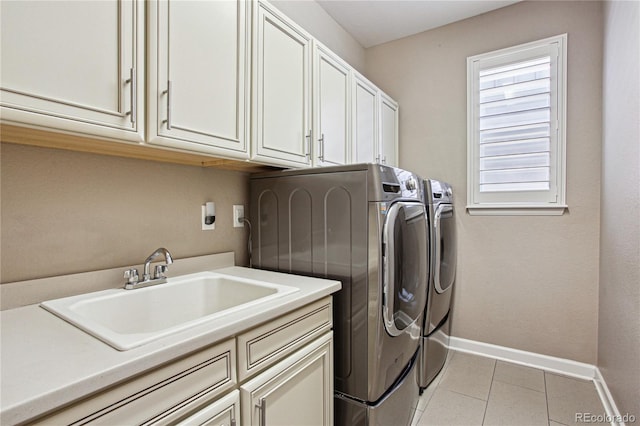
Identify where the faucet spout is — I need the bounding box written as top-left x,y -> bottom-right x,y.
143,247 -> 174,281
123,247 -> 174,290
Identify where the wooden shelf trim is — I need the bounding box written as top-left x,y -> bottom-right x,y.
0,124 -> 280,173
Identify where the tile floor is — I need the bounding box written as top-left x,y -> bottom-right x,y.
412,351 -> 608,426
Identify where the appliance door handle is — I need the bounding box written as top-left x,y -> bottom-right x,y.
383,202 -> 401,336
434,204 -> 453,293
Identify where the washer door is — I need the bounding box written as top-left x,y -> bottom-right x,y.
383,202 -> 428,336
434,203 -> 456,293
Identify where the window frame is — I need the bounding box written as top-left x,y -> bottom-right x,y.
466,34 -> 568,216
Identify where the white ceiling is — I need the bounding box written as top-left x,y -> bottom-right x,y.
316,0 -> 521,48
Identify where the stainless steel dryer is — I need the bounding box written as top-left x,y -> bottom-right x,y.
250,164 -> 429,425
419,179 -> 457,390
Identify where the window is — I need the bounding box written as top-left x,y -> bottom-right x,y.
467,34 -> 567,215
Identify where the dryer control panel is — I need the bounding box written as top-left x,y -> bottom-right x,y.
427,179 -> 453,204
373,165 -> 424,202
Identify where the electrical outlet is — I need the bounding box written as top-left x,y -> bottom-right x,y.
233,205 -> 244,228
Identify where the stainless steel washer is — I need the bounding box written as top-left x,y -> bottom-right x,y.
419,179 -> 457,390
250,164 -> 429,425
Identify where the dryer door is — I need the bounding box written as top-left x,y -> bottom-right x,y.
383,201 -> 428,336
434,203 -> 456,293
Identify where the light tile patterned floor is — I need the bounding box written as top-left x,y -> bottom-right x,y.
412,351 -> 607,426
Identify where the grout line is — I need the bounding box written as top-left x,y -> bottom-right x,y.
444,388 -> 491,403
490,363 -> 547,395
544,371 -> 551,426
480,358 -> 497,425
411,408 -> 424,426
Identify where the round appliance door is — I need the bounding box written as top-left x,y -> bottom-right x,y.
382,201 -> 429,336
434,203 -> 456,293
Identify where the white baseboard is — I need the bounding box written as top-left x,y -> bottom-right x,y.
594,367 -> 627,426
448,336 -> 596,379
448,336 -> 625,426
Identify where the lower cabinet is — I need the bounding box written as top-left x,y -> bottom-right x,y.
240,332 -> 333,426
27,298 -> 333,426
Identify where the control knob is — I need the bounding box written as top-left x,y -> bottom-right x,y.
405,178 -> 417,191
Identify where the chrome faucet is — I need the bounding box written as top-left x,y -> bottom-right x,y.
143,247 -> 173,281
124,247 -> 174,290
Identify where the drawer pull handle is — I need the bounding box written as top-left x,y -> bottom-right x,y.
318,133 -> 325,161
305,131 -> 312,159
257,398 -> 267,426
125,67 -> 136,125
163,80 -> 172,130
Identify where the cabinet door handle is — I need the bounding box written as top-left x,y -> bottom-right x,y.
257,398 -> 267,426
126,67 -> 136,125
163,80 -> 172,130
318,133 -> 325,161
305,131 -> 312,159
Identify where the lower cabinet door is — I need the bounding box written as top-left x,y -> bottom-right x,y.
176,390 -> 240,426
240,332 -> 333,426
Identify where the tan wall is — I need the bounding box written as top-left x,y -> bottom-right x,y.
599,0 -> 640,416
365,1 -> 603,363
0,143 -> 250,284
0,0 -> 360,293
270,0 -> 366,73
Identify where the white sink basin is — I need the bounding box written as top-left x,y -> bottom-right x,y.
41,271 -> 299,350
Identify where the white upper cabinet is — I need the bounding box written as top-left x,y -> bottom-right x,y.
1,0 -> 397,169
380,92 -> 399,167
251,0 -> 313,167
147,0 -> 250,158
313,43 -> 351,167
352,73 -> 379,164
0,0 -> 144,142
352,72 -> 400,167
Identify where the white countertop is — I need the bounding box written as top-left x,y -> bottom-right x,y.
0,266 -> 341,425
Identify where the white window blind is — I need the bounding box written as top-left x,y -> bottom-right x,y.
467,35 -> 567,215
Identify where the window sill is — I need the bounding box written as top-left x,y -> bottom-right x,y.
466,205 -> 568,216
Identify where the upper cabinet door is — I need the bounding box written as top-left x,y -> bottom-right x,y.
147,0 -> 250,158
0,0 -> 144,142
352,73 -> 379,164
252,1 -> 312,167
380,92 -> 399,167
313,44 -> 351,167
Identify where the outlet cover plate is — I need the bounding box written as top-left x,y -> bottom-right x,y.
233,205 -> 244,228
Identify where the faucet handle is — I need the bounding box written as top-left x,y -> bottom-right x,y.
124,268 -> 139,285
154,264 -> 169,280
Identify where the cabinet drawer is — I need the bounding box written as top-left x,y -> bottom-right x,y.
31,339 -> 236,425
176,389 -> 240,426
237,297 -> 332,381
